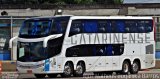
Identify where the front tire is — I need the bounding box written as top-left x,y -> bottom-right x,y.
61,62 -> 74,77
34,74 -> 46,78
130,61 -> 139,74
121,61 -> 130,74
74,62 -> 85,77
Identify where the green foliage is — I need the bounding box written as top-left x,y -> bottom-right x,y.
74,0 -> 94,4
1,0 -> 123,4
113,0 -> 123,4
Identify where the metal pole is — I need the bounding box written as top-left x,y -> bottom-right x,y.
10,16 -> 13,60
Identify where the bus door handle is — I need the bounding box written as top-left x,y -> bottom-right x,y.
89,64 -> 92,65
106,63 -> 109,64
113,63 -> 116,64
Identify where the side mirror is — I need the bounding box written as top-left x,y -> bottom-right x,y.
9,36 -> 18,48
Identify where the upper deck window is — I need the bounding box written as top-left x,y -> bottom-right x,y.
19,17 -> 70,38
19,20 -> 52,38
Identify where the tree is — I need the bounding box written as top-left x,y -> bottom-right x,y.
74,0 -> 94,4
113,0 -> 123,4
0,0 -> 124,4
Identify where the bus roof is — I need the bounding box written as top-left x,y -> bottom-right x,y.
26,15 -> 152,20
70,16 -> 152,20
26,15 -> 72,20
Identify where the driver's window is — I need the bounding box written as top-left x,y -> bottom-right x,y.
69,20 -> 82,36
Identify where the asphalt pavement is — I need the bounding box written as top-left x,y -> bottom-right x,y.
1,69 -> 160,79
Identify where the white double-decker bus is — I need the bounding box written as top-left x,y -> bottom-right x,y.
10,16 -> 155,78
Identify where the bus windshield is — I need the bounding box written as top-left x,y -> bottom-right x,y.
17,42 -> 47,62
19,17 -> 69,38
19,20 -> 52,38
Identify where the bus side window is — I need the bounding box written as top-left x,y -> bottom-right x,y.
136,20 -> 153,33
145,20 -> 153,32
106,21 -> 112,33
146,20 -> 153,32
69,20 -> 82,36
95,45 -> 105,56
111,20 -> 125,33
137,21 -> 145,33
116,20 -> 125,33
125,20 -> 137,33
51,20 -> 61,34
111,21 -> 117,33
112,44 -> 124,56
60,20 -> 68,33
98,21 -> 107,33
51,21 -> 57,34
106,45 -> 113,56
51,19 -> 68,34
83,20 -> 98,33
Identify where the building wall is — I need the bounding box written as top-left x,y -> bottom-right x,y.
0,17 -> 27,60
2,8 -> 160,16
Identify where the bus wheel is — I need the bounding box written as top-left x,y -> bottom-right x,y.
62,62 -> 73,77
121,61 -> 130,74
47,74 -> 57,78
130,61 -> 139,74
74,62 -> 85,77
34,74 -> 46,78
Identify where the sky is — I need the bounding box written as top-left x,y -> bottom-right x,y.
124,0 -> 160,3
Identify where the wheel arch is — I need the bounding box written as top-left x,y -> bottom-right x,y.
76,60 -> 86,72
133,58 -> 141,70
64,61 -> 74,70
123,59 -> 132,68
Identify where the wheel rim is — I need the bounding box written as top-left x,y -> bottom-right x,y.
64,64 -> 72,75
76,65 -> 83,74
124,64 -> 129,73
132,62 -> 139,72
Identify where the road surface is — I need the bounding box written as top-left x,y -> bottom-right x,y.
1,69 -> 160,79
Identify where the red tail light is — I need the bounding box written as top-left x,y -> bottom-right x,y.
153,18 -> 156,41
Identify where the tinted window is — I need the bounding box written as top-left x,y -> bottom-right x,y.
69,21 -> 82,36
66,44 -> 124,57
19,20 -> 52,38
137,20 -> 153,33
19,17 -> 70,38
51,18 -> 69,34
69,19 -> 153,36
111,20 -> 125,33
83,20 -> 98,33
69,20 -> 98,36
97,21 -> 112,33
98,21 -> 107,33
125,21 -> 137,33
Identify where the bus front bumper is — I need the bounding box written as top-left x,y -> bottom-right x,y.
17,66 -> 63,74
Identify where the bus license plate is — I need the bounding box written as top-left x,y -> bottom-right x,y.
27,70 -> 32,74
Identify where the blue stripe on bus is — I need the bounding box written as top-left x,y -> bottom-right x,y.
44,59 -> 50,71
